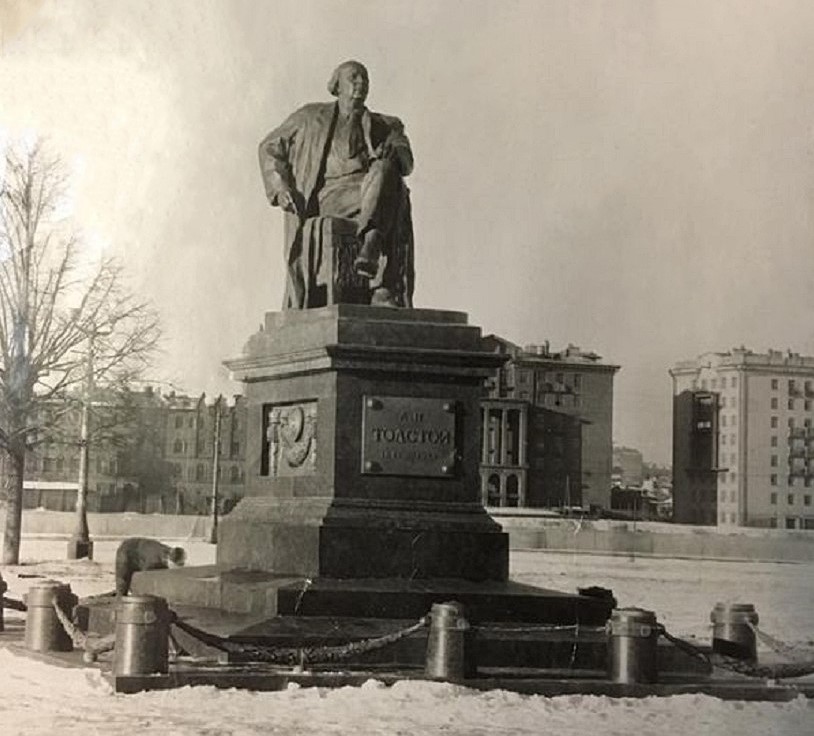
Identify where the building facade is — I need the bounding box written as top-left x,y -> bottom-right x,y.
612,446 -> 644,488
19,389 -> 247,515
480,337 -> 618,510
670,348 -> 814,530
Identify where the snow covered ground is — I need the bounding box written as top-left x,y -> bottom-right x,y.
1,538 -> 813,735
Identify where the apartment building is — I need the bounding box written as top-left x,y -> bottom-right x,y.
481,336 -> 618,510
670,348 -> 814,529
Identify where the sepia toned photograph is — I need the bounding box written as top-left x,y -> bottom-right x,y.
0,1 -> 812,733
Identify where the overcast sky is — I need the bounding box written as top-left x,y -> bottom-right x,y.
1,0 -> 813,464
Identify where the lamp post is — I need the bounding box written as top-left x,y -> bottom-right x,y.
209,395 -> 223,544
67,322 -> 109,560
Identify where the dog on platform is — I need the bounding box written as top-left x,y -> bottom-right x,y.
114,537 -> 187,596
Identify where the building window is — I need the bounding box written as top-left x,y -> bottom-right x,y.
771,398 -> 778,409
789,418 -> 796,428
788,476 -> 794,487
788,399 -> 795,410
573,374 -> 581,390
770,517 -> 777,528
806,401 -> 812,412
173,439 -> 183,454
175,415 -> 183,428
729,472 -> 736,483
771,455 -> 778,467
720,397 -> 726,408
771,436 -> 778,447
701,379 -> 707,390
729,490 -> 736,502
788,494 -> 794,505
731,377 -> 737,388
731,414 -> 737,426
804,495 -> 811,506
771,416 -> 778,428
772,379 -> 778,390
721,415 -> 727,427
719,511 -> 726,523
789,380 -> 797,393
711,379 -> 717,389
771,474 -> 778,486
770,492 -> 777,504
720,435 -> 726,446
729,513 -> 736,524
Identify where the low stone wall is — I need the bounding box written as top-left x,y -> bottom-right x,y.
0,509 -> 212,540
4,508 -> 812,562
493,513 -> 814,562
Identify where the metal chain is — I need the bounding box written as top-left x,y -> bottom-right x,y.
170,610 -> 429,666
748,622 -> 813,663
2,596 -> 27,612
659,623 -> 814,680
50,597 -> 116,658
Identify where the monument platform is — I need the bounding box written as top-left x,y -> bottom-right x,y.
128,305 -> 614,656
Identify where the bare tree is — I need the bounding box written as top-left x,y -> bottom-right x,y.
0,138 -> 161,564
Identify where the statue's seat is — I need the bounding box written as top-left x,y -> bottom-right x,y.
301,216 -> 371,307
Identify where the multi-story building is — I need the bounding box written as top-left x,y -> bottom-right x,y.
164,393 -> 247,514
20,389 -> 247,515
670,348 -> 814,530
480,336 -> 619,510
612,446 -> 644,488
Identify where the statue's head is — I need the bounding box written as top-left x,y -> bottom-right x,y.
328,60 -> 369,108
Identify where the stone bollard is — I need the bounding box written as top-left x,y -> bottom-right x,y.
710,602 -> 759,662
424,601 -> 475,682
607,607 -> 659,684
24,580 -> 76,652
113,595 -> 170,677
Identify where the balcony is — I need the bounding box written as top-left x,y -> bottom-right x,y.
789,446 -> 807,459
789,427 -> 807,440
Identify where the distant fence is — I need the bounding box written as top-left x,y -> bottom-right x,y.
493,513 -> 814,562
0,509 -> 212,540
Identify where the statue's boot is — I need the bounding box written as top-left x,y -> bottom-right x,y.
355,229 -> 383,279
370,287 -> 398,307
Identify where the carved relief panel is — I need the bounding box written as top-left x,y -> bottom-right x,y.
264,401 -> 317,477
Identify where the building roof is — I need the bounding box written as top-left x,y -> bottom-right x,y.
482,335 -> 620,371
670,347 -> 814,375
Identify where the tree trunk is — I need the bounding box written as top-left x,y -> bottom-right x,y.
2,443 -> 26,565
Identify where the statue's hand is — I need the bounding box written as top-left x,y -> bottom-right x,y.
373,142 -> 394,161
277,189 -> 299,215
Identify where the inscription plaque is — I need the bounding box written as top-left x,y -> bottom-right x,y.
361,395 -> 458,477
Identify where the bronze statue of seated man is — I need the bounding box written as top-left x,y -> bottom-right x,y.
259,60 -> 414,309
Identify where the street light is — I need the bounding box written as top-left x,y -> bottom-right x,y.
209,395 -> 223,544
67,318 -> 110,560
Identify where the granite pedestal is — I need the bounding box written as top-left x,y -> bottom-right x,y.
130,306 -> 612,648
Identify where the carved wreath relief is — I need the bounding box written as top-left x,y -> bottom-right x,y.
266,402 -> 317,476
